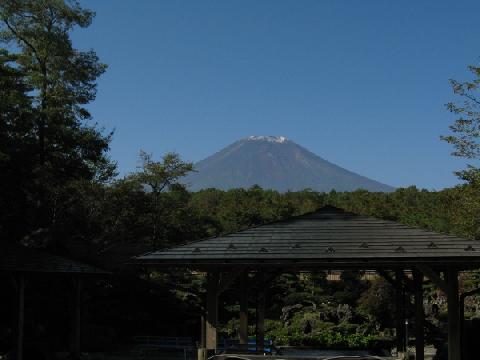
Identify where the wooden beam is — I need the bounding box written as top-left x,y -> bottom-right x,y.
239,271 -> 248,349
256,272 -> 265,354
17,274 -> 25,360
416,265 -> 447,293
446,267 -> 461,360
206,271 -> 219,352
413,269 -> 424,360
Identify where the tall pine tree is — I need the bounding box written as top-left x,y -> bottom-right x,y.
0,0 -> 114,245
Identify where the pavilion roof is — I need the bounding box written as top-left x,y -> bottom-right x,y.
135,206 -> 480,269
0,243 -> 109,274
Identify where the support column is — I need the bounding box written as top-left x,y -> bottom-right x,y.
206,271 -> 219,353
446,268 -> 461,360
256,272 -> 265,354
71,277 -> 83,358
198,315 -> 206,360
200,315 -> 206,348
413,269 -> 424,360
394,270 -> 405,355
17,274 -> 25,360
239,271 -> 249,350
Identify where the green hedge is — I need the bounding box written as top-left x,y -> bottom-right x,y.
264,319 -> 391,349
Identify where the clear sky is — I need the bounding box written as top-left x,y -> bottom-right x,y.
72,0 -> 479,190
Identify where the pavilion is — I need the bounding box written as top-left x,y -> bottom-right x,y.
0,243 -> 109,360
135,206 -> 480,360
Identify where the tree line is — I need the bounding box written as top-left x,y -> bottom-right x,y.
1,0 -> 479,262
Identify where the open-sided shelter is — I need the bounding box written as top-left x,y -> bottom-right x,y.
0,243 -> 109,360
136,206 -> 480,360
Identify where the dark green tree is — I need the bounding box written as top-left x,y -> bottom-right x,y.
127,151 -> 194,245
0,49 -> 34,240
357,278 -> 395,328
0,0 -> 114,245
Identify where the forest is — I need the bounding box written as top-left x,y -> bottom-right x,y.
1,0 -> 480,359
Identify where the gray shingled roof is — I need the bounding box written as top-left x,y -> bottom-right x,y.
135,206 -> 480,269
0,243 -> 109,274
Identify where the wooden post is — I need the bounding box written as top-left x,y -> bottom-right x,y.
206,271 -> 219,353
200,315 -> 206,348
71,277 -> 83,358
198,315 -> 206,360
460,296 -> 465,360
413,269 -> 424,360
239,271 -> 249,350
446,268 -> 461,360
394,270 -> 404,355
256,272 -> 265,354
17,274 -> 25,360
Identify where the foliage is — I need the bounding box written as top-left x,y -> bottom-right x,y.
0,0 -> 113,182
129,151 -> 194,193
126,151 -> 194,245
0,0 -> 114,248
0,49 -> 34,240
265,318 -> 379,349
357,278 -> 396,328
441,63 -> 480,183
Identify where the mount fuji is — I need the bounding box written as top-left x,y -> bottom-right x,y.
184,136 -> 394,192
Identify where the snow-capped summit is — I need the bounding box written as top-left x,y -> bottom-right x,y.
247,135 -> 288,143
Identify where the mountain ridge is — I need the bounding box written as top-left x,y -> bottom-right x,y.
184,136 -> 394,192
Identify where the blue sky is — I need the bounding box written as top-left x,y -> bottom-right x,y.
72,1 -> 479,190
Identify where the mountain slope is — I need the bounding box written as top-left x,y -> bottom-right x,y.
184,136 -> 394,192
